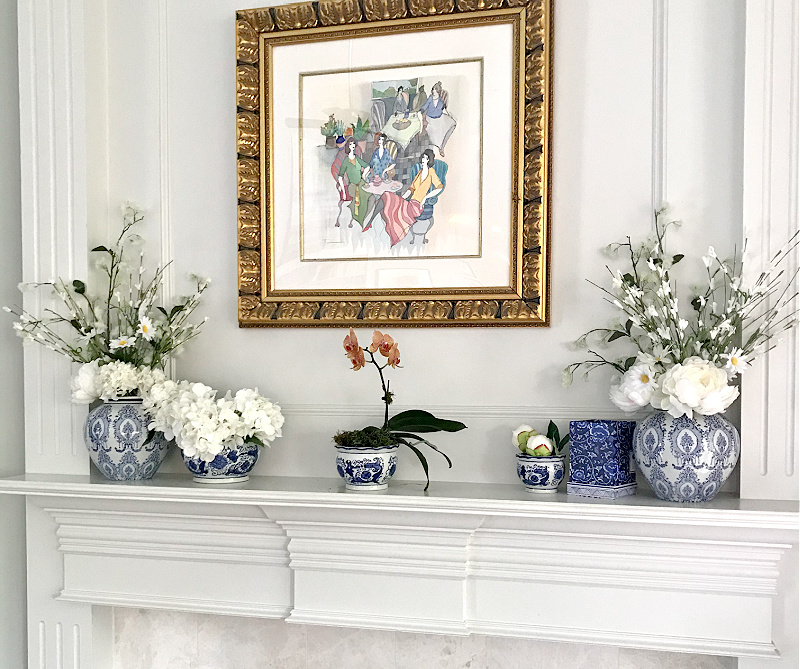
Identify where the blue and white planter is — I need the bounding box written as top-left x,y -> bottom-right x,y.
336,445 -> 398,491
84,398 -> 170,481
568,419 -> 637,499
183,441 -> 260,484
633,411 -> 740,503
516,454 -> 565,493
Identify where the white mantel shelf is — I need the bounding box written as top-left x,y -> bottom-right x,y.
2,474 -> 798,663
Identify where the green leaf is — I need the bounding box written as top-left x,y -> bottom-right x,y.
157,306 -> 168,317
622,273 -> 635,285
387,409 -> 466,434
91,245 -> 110,253
392,432 -> 453,468
608,331 -> 626,342
72,279 -> 86,294
169,304 -> 184,318
672,254 -> 684,265
247,436 -> 265,448
624,357 -> 637,370
558,434 -> 570,449
546,420 -> 559,443
69,319 -> 82,332
404,442 -> 431,491
625,320 -> 633,334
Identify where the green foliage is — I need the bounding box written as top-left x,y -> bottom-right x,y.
350,116 -> 371,141
545,420 -> 569,455
334,426 -> 400,449
320,115 -> 345,138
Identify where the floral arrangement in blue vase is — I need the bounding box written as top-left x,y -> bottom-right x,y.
513,421 -> 568,493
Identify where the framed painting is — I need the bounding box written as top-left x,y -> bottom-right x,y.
236,0 -> 551,326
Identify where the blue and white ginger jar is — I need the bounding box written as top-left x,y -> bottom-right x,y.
516,454 -> 564,493
183,441 -> 260,483
633,411 -> 740,503
84,398 -> 170,481
336,445 -> 398,491
567,420 -> 637,498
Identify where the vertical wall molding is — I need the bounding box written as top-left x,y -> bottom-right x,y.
740,0 -> 800,501
18,0 -> 89,475
651,0 -> 668,210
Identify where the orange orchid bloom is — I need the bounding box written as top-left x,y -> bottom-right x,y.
350,347 -> 366,370
343,329 -> 365,370
386,342 -> 401,368
369,330 -> 395,357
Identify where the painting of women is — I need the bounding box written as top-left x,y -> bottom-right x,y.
369,133 -> 396,180
419,81 -> 456,157
336,137 -> 372,228
374,149 -> 444,246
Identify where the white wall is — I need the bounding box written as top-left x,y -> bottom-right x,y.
0,0 -> 28,666
26,0 -> 755,665
88,0 -> 745,488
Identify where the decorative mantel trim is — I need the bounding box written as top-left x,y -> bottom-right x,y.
2,474 -> 796,664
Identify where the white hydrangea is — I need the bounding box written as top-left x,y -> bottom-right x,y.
143,381 -> 284,462
97,361 -> 140,400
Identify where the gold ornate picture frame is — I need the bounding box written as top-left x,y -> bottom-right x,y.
236,0 -> 551,327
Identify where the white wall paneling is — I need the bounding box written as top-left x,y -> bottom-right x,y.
12,0 -> 799,667
740,0 -> 800,502
1,476 -> 797,666
18,0 -> 90,475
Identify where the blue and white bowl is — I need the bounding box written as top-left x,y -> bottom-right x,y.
516,453 -> 565,493
336,445 -> 398,491
633,411 -> 740,503
183,441 -> 260,484
84,398 -> 170,481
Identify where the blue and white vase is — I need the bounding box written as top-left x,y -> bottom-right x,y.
516,454 -> 565,493
567,419 -> 637,498
633,411 -> 740,503
84,398 -> 170,481
182,441 -> 260,484
336,445 -> 398,491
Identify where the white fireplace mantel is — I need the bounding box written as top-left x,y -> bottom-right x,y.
1,473 -> 797,667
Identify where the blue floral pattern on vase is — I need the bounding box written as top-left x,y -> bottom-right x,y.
84,399 -> 170,481
336,445 -> 399,491
516,454 -> 564,493
633,411 -> 740,503
567,420 -> 637,498
183,441 -> 260,483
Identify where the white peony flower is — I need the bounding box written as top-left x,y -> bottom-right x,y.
609,364 -> 657,412
70,361 -> 102,404
523,434 -> 555,457
512,424 -> 537,451
649,357 -> 739,418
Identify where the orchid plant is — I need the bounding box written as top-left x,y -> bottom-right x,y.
4,203 -> 210,402
564,208 -> 799,419
336,329 -> 466,490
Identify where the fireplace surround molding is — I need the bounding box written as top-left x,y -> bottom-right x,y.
1,474 -> 797,668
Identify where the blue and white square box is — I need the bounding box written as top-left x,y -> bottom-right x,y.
567,420 -> 636,499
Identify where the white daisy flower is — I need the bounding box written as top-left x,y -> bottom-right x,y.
138,316 -> 155,341
723,349 -> 748,380
109,335 -> 136,350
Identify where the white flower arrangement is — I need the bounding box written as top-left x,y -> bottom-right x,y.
4,203 -> 210,401
565,209 -> 799,419
142,380 -> 284,462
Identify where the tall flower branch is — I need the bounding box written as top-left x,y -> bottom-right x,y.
565,208 -> 799,418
